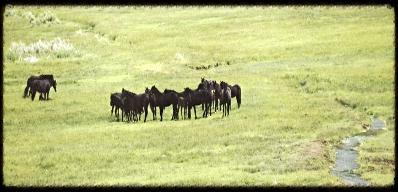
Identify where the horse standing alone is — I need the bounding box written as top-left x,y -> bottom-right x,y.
30,79 -> 57,101
24,74 -> 55,98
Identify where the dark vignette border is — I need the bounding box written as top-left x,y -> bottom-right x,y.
0,0 -> 396,192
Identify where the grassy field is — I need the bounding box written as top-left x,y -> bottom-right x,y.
3,6 -> 394,186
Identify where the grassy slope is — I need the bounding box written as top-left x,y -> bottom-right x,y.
3,6 -> 394,186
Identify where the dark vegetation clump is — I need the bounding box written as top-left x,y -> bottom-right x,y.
188,61 -> 232,71
335,97 -> 358,109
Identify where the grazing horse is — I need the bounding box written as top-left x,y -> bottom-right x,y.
24,74 -> 55,98
183,87 -> 212,119
110,92 -> 123,121
220,81 -> 232,117
149,86 -> 178,121
30,79 -> 57,101
164,89 -> 187,120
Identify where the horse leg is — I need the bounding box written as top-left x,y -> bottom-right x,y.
160,106 -> 163,121
31,90 -> 36,101
176,105 -> 179,120
144,106 -> 148,122
153,106 -> 156,120
228,101 -> 230,116
237,89 -> 241,108
194,106 -> 197,119
180,105 -> 182,120
209,101 -> 212,116
202,103 -> 206,118
188,105 -> 192,119
111,105 -> 114,116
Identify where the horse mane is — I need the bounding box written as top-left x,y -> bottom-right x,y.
39,74 -> 54,80
151,86 -> 162,95
164,89 -> 177,94
197,82 -> 206,90
122,88 -> 136,96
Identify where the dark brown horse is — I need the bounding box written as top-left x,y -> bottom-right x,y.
149,86 -> 178,121
110,92 -> 123,121
183,87 -> 212,119
30,79 -> 57,101
121,88 -> 150,122
121,88 -> 136,122
218,80 -> 241,109
24,74 -> 55,98
201,78 -> 220,112
164,89 -> 187,120
220,81 -> 232,117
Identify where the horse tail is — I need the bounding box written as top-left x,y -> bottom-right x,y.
23,78 -> 31,98
236,85 -> 241,108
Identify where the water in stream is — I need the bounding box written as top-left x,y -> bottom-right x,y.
332,118 -> 386,186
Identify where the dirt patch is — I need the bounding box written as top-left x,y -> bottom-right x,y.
304,140 -> 324,158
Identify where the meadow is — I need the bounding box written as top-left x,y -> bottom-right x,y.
3,6 -> 394,186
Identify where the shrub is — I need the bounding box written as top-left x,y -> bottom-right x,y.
8,38 -> 80,62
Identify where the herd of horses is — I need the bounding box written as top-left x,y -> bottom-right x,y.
110,78 -> 241,122
22,75 -> 242,122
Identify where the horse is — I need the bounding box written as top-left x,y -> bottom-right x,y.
164,89 -> 187,120
121,88 -> 150,122
121,88 -> 136,122
228,83 -> 241,109
149,86 -> 178,121
146,87 -> 157,120
24,74 -> 55,98
133,91 -> 150,122
219,80 -> 241,109
30,79 -> 57,101
183,87 -> 212,119
201,78 -> 219,112
212,81 -> 222,112
220,81 -> 232,117
110,92 -> 123,121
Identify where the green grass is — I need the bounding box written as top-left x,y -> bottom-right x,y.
3,6 -> 394,186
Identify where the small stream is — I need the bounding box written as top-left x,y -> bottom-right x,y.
332,118 -> 386,186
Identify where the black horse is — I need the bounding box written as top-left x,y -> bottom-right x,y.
220,81 -> 232,117
30,79 -> 57,101
228,83 -> 241,109
110,92 -> 123,121
121,88 -> 150,122
24,74 -> 55,98
183,87 -> 212,119
145,87 -> 158,120
149,86 -> 179,121
121,88 -> 136,122
218,80 -> 241,109
213,81 -> 222,112
201,78 -> 219,112
164,89 -> 187,120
